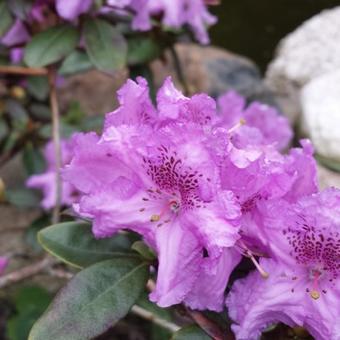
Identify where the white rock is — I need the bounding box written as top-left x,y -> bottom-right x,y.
265,7 -> 340,124
301,70 -> 340,161
266,6 -> 340,90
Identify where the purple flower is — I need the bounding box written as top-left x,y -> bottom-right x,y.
226,188 -> 340,340
27,139 -> 77,210
217,91 -> 292,150
226,257 -> 340,340
214,137 -> 318,257
55,0 -> 93,21
65,124 -> 241,309
108,0 -> 216,44
63,77 -> 245,310
0,20 -> 30,47
0,256 -> 9,276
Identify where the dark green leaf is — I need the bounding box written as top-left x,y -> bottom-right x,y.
24,25 -> 79,67
0,1 -> 13,36
6,0 -> 33,20
38,221 -> 136,268
80,116 -> 104,132
38,122 -> 78,138
59,50 -> 93,75
7,286 -> 52,340
27,76 -> 49,101
127,36 -> 161,66
83,18 -> 127,72
25,215 -> 50,253
62,101 -> 85,125
171,325 -> 211,340
22,143 -> 46,176
132,241 -> 156,261
29,258 -> 149,340
5,99 -> 29,130
29,104 -> 51,121
6,188 -> 40,208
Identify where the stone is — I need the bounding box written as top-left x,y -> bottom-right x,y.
301,70 -> 340,162
151,43 -> 276,105
265,6 -> 340,123
57,68 -> 128,116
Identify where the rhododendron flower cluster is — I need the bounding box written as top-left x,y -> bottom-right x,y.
0,0 -> 215,54
28,77 -> 340,339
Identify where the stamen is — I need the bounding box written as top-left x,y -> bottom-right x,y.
248,252 -> 269,279
237,240 -> 269,278
310,270 -> 321,300
227,118 -> 246,134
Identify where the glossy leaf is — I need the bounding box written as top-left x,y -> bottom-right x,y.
171,325 -> 211,340
27,76 -> 49,101
24,25 -> 79,67
22,143 -> 46,176
7,286 -> 51,340
38,221 -> 136,268
29,258 -> 149,340
59,50 -> 93,75
6,188 -> 41,208
83,18 -> 127,72
127,36 -> 161,65
132,241 -> 156,261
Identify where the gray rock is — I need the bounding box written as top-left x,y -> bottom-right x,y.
151,43 -> 277,106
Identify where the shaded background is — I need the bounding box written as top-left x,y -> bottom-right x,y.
210,0 -> 339,71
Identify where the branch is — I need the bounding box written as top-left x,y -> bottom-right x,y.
186,308 -> 227,340
48,68 -> 62,224
0,257 -> 54,289
0,65 -> 48,76
131,305 -> 180,333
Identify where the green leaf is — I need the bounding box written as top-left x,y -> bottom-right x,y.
25,214 -> 50,253
132,241 -> 156,261
22,143 -> 46,176
59,50 -> 93,75
0,1 -> 13,36
6,0 -> 33,20
29,104 -> 51,121
127,36 -> 161,66
5,99 -> 29,130
27,76 -> 49,101
24,25 -> 79,67
38,122 -> 78,138
38,221 -> 136,268
29,258 -> 149,340
62,101 -> 85,125
6,188 -> 40,208
83,18 -> 127,72
7,286 -> 52,340
171,325 -> 211,340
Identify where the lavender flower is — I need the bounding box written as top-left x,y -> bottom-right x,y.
226,189 -> 340,340
0,256 -> 9,276
217,91 -> 292,151
26,139 -> 77,210
108,0 -> 216,44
